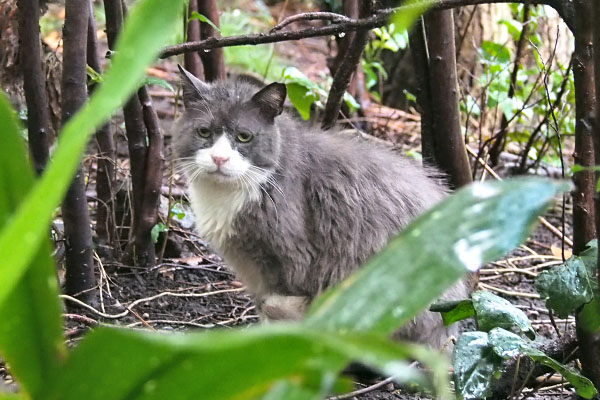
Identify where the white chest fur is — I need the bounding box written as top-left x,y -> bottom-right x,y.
188,179 -> 260,249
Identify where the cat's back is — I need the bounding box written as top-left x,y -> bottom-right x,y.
293,126 -> 447,222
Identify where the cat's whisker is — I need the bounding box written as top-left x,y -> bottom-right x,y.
247,168 -> 286,201
244,172 -> 278,222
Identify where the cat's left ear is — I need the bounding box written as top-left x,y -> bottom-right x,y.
251,83 -> 286,121
178,64 -> 210,107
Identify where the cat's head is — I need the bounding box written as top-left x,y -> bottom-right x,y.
173,65 -> 286,186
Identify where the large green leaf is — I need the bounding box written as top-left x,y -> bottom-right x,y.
472,291 -> 535,339
535,254 -> 595,318
489,328 -> 597,399
307,178 -> 569,334
0,94 -> 65,397
0,0 -> 186,308
453,331 -> 503,400
44,325 -> 448,400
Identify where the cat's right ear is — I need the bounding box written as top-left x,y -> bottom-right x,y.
178,64 -> 210,107
251,82 -> 287,122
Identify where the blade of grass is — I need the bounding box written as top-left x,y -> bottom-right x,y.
0,93 -> 65,397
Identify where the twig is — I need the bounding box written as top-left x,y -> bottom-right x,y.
271,12 -> 353,31
60,287 -> 246,319
321,0 -> 371,130
465,145 -> 574,247
479,283 -> 541,299
328,376 -> 396,400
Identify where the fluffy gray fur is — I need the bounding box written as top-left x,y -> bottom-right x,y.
173,67 -> 467,348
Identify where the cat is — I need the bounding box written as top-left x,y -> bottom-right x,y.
173,65 -> 467,348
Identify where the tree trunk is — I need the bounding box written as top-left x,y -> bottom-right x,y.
61,0 -> 96,302
409,17 -> 435,164
87,0 -> 116,253
424,9 -> 472,189
582,0 -> 600,389
185,0 -> 205,79
16,0 -> 50,175
103,0 -> 163,268
198,0 -> 225,81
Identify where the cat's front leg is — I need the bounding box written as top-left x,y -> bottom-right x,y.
257,294 -> 309,321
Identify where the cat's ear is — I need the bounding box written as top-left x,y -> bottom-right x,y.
178,64 -> 210,107
251,83 -> 286,121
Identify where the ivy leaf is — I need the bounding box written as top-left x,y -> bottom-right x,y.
489,328 -> 597,399
535,256 -> 595,318
472,291 -> 535,339
453,331 -> 503,400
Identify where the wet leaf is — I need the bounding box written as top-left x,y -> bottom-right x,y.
489,328 -> 597,399
535,256 -> 594,318
44,326 -> 446,400
0,93 -> 65,397
308,178 -> 569,335
472,291 -> 535,339
453,331 -> 503,400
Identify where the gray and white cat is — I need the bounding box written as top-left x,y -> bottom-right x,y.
173,66 -> 467,347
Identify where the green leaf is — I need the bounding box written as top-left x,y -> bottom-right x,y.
44,325 -> 448,400
472,291 -> 535,339
151,222 -> 168,243
391,0 -> 436,34
489,328 -> 597,399
453,331 -> 503,400
535,256 -> 595,318
307,178 -> 569,334
0,93 -> 65,397
430,299 -> 475,326
188,11 -> 220,32
142,76 -> 174,93
480,41 -> 512,65
0,0 -> 186,308
287,83 -> 318,120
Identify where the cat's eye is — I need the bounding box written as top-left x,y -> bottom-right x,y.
197,127 -> 211,138
236,132 -> 253,143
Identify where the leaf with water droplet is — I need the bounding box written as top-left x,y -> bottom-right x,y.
307,178 -> 569,335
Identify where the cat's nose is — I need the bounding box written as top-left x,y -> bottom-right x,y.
212,155 -> 229,167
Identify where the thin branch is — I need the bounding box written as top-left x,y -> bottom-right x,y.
160,0 -> 574,59
321,1 -> 371,130
271,11 -> 353,32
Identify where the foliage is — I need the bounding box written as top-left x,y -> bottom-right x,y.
449,255 -> 598,399
220,8 -> 287,82
536,240 -> 600,331
464,4 -> 575,169
282,67 -> 359,120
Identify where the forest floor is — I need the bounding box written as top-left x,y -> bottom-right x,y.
0,2 -> 580,399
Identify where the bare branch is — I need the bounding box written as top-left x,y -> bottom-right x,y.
160,0 -> 574,59
271,11 -> 353,32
